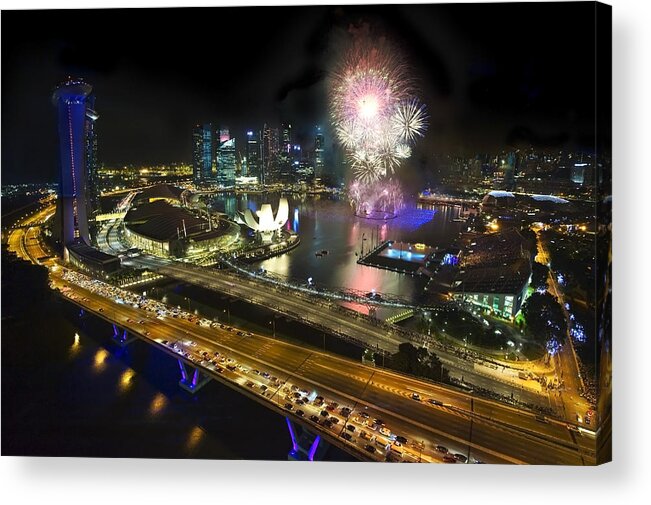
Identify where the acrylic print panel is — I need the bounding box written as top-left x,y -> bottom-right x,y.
1,2 -> 611,465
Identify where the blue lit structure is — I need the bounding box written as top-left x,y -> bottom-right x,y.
192,123 -> 214,184
52,77 -> 94,252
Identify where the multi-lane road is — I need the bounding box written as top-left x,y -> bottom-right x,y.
123,253 -> 554,409
51,268 -> 596,465
6,202 -> 56,264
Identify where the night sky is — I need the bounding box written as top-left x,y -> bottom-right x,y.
1,3 -> 603,184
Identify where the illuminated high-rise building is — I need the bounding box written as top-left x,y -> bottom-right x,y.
217,138 -> 237,187
262,124 -> 279,185
278,122 -> 292,183
314,127 -> 325,179
85,95 -> 99,220
192,123 -> 214,184
246,130 -> 261,180
52,77 -> 94,252
219,127 -> 230,144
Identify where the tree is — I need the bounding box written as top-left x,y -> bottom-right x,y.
531,261 -> 549,291
521,292 -> 567,345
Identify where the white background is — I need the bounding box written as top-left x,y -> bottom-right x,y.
1,0 -> 649,503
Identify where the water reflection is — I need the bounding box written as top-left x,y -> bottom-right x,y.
69,332 -> 81,358
206,193 -> 463,301
93,349 -> 109,372
186,425 -> 204,454
118,369 -> 135,393
148,392 -> 167,417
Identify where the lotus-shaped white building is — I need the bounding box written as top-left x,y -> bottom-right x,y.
241,198 -> 289,242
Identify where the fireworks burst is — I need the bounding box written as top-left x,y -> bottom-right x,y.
329,31 -> 427,218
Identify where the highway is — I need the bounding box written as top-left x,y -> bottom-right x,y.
51,267 -> 596,465
124,254 -> 554,409
6,203 -> 56,264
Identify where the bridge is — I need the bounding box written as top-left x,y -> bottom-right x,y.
51,267 -> 596,465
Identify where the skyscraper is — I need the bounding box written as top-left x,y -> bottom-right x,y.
314,127 -> 325,179
52,77 -> 93,251
192,123 -> 214,184
246,130 -> 261,181
85,95 -> 99,220
262,124 -> 279,185
278,122 -> 292,183
217,138 -> 237,187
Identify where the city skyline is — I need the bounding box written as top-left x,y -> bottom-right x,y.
1,3 -> 608,184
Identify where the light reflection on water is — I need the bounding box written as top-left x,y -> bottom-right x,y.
148,392 -> 167,417
186,425 -> 204,454
118,369 -> 135,393
208,194 -> 463,301
93,348 -> 109,372
69,332 -> 81,358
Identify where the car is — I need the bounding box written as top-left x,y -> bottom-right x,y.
293,392 -> 302,398
215,367 -> 223,373
252,369 -> 260,375
320,410 -> 329,417
411,393 -> 421,401
324,420 -> 333,428
359,411 -> 370,419
342,432 -> 353,442
364,444 -> 376,454
373,418 -> 385,426
385,452 -> 402,462
442,455 -> 457,463
296,409 -> 305,417
236,331 -> 244,336
346,424 -> 356,432
260,385 -> 268,392
295,399 -> 305,406
144,331 -> 150,336
428,399 -> 443,406
284,403 -> 293,410
359,431 -> 370,440
329,417 -> 340,425
98,308 -> 104,312
246,381 -> 255,388
453,453 -> 468,463
309,415 -> 320,423
325,405 -> 336,412
340,407 -> 352,416
435,445 -> 448,454
379,427 -> 391,437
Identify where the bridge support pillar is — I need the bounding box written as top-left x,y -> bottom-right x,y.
286,417 -> 329,461
112,324 -> 136,347
177,359 -> 211,394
